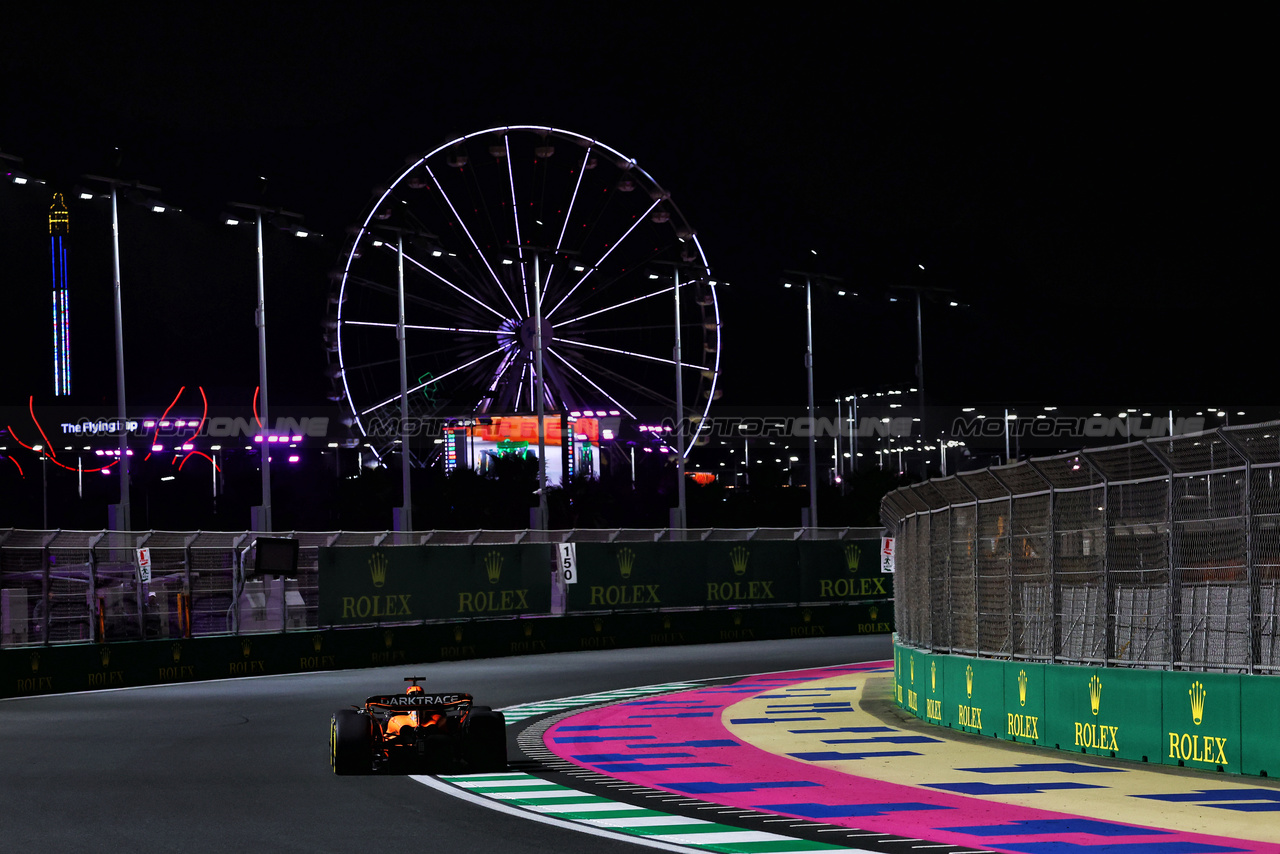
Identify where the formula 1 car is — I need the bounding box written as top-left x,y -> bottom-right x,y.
330,677 -> 507,774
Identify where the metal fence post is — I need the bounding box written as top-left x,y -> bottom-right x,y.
1219,428 -> 1259,673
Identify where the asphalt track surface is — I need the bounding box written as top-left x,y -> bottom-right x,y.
0,635 -> 891,853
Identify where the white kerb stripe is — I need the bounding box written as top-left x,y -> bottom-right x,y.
646,830 -> 789,845
526,802 -> 651,813
488,789 -> 598,800
583,816 -> 709,828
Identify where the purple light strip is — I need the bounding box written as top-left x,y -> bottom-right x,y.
359,345 -> 504,417
505,134 -> 530,316
382,242 -> 507,321
343,320 -> 500,335
424,163 -> 522,317
557,284 -> 676,327
555,338 -> 710,371
547,197 -> 663,318
547,347 -> 635,419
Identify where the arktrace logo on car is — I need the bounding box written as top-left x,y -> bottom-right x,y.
380,693 -> 465,707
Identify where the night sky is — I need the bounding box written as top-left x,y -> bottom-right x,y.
1,7 -> 1272,421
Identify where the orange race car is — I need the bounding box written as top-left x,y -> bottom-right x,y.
330,676 -> 506,774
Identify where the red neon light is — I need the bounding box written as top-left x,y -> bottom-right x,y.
28,396 -> 57,460
178,450 -> 220,472
147,385 -> 187,459
6,456 -> 23,479
253,386 -> 262,429
5,424 -> 118,473
185,387 -> 208,443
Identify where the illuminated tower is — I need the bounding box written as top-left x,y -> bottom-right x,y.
50,192 -> 71,396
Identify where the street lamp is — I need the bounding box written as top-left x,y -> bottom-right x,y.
228,200 -> 316,532
781,265 -> 847,528
83,174 -> 166,531
649,262 -> 711,532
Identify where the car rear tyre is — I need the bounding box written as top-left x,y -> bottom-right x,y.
464,708 -> 507,772
331,710 -> 374,775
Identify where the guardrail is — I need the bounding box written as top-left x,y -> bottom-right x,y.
0,527 -> 884,649
880,421 -> 1280,673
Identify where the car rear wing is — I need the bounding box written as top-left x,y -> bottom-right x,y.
364,692 -> 473,712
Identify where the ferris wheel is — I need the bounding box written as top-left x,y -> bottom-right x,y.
326,126 -> 723,464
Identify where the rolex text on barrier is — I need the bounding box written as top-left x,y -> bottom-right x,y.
317,545 -> 551,625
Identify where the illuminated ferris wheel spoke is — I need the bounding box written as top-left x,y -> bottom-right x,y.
341,320 -> 502,336
503,134 -> 532,316
424,162 -> 522,317
547,348 -> 636,418
555,338 -> 710,372
539,144 -> 594,293
558,349 -> 680,409
344,272 -> 460,316
359,345 -> 505,417
546,197 -> 664,318
397,245 -> 510,321
556,284 -> 677,327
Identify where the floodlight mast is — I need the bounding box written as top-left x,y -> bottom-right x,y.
228,201 -> 305,533
83,174 -> 163,531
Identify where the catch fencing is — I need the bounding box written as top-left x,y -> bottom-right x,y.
0,527 -> 881,649
881,421 -> 1280,674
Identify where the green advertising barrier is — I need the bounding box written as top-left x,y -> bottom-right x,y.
318,544 -> 552,625
698,540 -> 800,606
1161,671 -> 1241,772
798,538 -> 890,603
444,544 -> 552,618
1044,664 -> 1163,763
1241,673 -> 1280,778
318,546 -> 434,625
567,542 -> 664,611
943,655 -> 1006,736
1003,662 -> 1046,745
893,645 -> 1280,776
0,602 -> 890,700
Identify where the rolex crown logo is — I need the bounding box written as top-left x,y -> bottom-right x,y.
100,646 -> 111,668
729,546 -> 750,576
172,643 -> 182,663
369,552 -> 388,589
844,543 -> 861,570
384,630 -> 394,649
454,627 -> 463,643
241,640 -> 252,658
930,660 -> 936,692
1018,669 -> 1027,706
1190,680 -> 1206,726
30,651 -> 40,673
592,617 -> 603,633
524,623 -> 533,637
1089,674 -> 1102,716
965,664 -> 973,698
869,606 -> 878,621
313,634 -> 323,652
910,656 -> 915,683
617,547 -> 635,579
484,551 -> 503,584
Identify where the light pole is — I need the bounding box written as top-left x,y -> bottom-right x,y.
228,202 -> 309,533
649,262 -> 709,532
84,174 -> 163,531
782,267 -> 847,529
